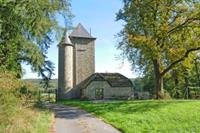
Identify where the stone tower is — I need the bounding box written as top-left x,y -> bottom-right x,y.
58,23 -> 96,99
69,23 -> 96,86
58,31 -> 74,99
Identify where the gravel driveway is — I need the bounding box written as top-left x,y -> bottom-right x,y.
46,104 -> 121,133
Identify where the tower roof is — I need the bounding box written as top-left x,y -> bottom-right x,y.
64,32 -> 73,45
59,30 -> 73,46
69,23 -> 96,39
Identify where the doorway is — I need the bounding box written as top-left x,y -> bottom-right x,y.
95,88 -> 104,100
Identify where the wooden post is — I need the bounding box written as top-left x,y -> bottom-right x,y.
48,89 -> 50,102
38,89 -> 41,102
55,89 -> 57,102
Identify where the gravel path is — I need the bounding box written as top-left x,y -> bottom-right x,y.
46,104 -> 121,133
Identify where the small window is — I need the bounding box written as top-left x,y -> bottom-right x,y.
95,88 -> 104,100
77,49 -> 86,52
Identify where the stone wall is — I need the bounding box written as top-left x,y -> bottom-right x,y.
82,81 -> 134,100
134,91 -> 150,100
58,44 -> 74,99
58,45 -> 65,99
71,38 -> 95,86
58,32 -> 96,99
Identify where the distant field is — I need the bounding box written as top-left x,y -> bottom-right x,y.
24,79 -> 58,90
60,100 -> 200,133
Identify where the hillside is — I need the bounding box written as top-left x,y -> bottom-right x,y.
24,79 -> 58,90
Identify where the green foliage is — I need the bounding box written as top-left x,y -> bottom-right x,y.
132,76 -> 155,97
117,0 -> 200,98
61,100 -> 200,133
189,56 -> 200,87
0,72 -> 53,133
0,0 -> 72,79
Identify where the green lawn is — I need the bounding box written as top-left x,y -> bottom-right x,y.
60,100 -> 200,133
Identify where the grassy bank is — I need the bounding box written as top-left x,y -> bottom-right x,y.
28,108 -> 53,133
60,100 -> 200,133
0,72 -> 53,133
0,107 -> 53,133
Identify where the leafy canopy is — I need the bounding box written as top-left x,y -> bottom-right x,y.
0,0 -> 72,79
117,0 -> 200,75
117,0 -> 200,98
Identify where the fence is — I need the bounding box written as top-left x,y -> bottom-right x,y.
184,86 -> 200,99
37,89 -> 57,102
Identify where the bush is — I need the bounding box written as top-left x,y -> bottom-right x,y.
0,72 -> 22,129
0,71 -> 52,133
163,90 -> 172,100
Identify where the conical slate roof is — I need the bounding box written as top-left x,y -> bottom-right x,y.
69,23 -> 95,39
63,32 -> 72,45
59,30 -> 73,46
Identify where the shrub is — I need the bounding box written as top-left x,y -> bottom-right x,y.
0,71 -> 22,129
0,71 -> 52,133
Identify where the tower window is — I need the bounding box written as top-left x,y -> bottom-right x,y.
77,49 -> 86,52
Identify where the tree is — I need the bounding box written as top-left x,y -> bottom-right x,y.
117,0 -> 200,99
193,57 -> 200,87
187,56 -> 200,87
0,0 -> 72,80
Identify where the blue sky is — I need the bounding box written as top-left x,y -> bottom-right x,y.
22,0 -> 137,79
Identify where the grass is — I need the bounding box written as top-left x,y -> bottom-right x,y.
0,106 -> 53,133
0,72 -> 54,133
60,100 -> 200,133
32,108 -> 53,133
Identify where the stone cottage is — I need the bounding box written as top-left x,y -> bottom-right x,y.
78,73 -> 134,100
57,23 -> 134,100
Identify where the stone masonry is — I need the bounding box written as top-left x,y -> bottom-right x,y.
58,23 -> 96,100
71,38 -> 95,85
83,81 -> 133,100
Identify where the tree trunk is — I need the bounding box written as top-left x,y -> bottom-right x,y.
172,70 -> 179,86
153,60 -> 164,99
155,73 -> 164,99
184,72 -> 190,99
194,59 -> 200,87
172,70 -> 179,98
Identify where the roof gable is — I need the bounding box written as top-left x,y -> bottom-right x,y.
78,73 -> 133,89
69,23 -> 95,39
98,73 -> 133,87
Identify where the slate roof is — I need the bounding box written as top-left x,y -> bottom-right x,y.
100,73 -> 133,87
64,32 -> 73,45
78,73 -> 133,89
59,30 -> 73,46
69,23 -> 96,39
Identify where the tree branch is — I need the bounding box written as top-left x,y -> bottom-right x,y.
161,47 -> 200,76
168,17 -> 200,34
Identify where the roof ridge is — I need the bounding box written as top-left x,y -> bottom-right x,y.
69,23 -> 95,39
97,73 -> 106,80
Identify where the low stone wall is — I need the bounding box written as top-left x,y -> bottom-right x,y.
134,91 -> 150,100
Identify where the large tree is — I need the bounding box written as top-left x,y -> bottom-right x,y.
117,0 -> 200,99
0,0 -> 72,79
